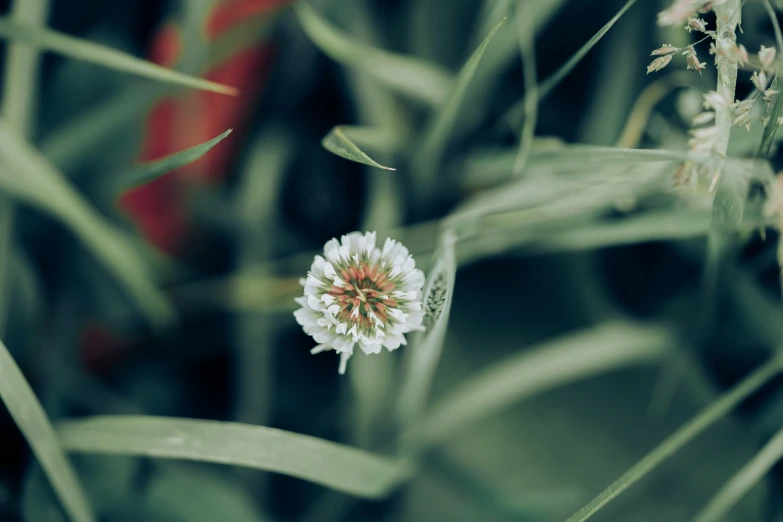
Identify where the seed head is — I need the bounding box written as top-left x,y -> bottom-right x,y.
651,44 -> 679,56
647,54 -> 674,74
686,17 -> 707,32
684,46 -> 706,74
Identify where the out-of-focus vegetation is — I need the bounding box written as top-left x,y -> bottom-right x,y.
1,0 -> 783,521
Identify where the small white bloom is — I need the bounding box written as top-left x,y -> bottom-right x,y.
692,111 -> 715,125
702,90 -> 730,111
294,231 -> 425,375
759,45 -> 777,69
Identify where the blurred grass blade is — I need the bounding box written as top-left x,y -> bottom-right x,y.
295,2 -> 452,106
57,415 -> 408,498
692,425 -> 783,522
565,356 -> 783,522
0,18 -> 237,95
504,0 -> 638,129
0,120 -> 173,327
0,0 -> 49,336
0,338 -> 95,522
147,464 -> 270,522
411,322 -> 669,447
322,126 -> 396,170
112,129 -> 233,194
414,18 -> 506,192
397,233 -> 457,441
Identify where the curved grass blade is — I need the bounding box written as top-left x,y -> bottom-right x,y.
413,18 -> 506,193
111,129 -> 233,194
322,126 -> 396,171
564,356 -> 783,522
0,0 -> 49,336
692,424 -> 783,522
397,233 -> 457,443
410,321 -> 670,447
0,338 -> 95,522
504,0 -> 638,130
295,2 -> 452,106
57,415 -> 408,498
0,120 -> 173,328
0,18 -> 237,95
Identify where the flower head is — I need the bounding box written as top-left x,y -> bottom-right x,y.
294,232 -> 425,374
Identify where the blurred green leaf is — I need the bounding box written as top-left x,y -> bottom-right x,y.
692,424 -> 783,522
410,321 -> 670,447
565,356 -> 783,522
147,464 -> 270,522
57,415 -> 408,498
504,0 -> 638,130
321,126 -> 396,170
397,233 -> 457,442
413,18 -> 506,193
295,2 -> 453,106
0,18 -> 237,95
111,129 -> 233,195
0,120 -> 174,328
0,338 -> 95,522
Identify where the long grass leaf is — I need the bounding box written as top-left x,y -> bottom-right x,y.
413,18 -> 506,193
57,415 -> 408,498
504,0 -> 638,130
692,425 -> 783,522
0,120 -> 173,327
295,2 -> 452,106
564,356 -> 783,522
0,338 -> 95,522
111,129 -> 233,194
321,126 -> 396,170
0,18 -> 237,95
411,321 -> 670,447
0,0 -> 49,335
397,233 -> 457,442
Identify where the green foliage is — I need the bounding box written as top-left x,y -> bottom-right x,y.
0,338 -> 95,522
57,415 -> 408,498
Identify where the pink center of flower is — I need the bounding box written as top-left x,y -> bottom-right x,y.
329,262 -> 399,327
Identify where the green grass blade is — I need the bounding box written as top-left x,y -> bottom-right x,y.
410,321 -> 670,447
512,0 -> 538,177
0,0 -> 49,336
111,129 -> 233,194
504,0 -> 638,130
147,464 -> 271,522
295,2 -> 453,106
0,18 -> 237,95
0,338 -> 95,522
758,0 -> 783,158
57,415 -> 408,498
692,425 -> 783,522
321,126 -> 396,170
564,356 -> 783,522
397,233 -> 457,442
413,18 -> 506,193
0,120 -> 173,328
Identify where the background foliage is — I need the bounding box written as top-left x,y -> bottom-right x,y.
1,0 -> 783,521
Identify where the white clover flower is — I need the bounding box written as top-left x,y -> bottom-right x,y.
294,231 -> 425,375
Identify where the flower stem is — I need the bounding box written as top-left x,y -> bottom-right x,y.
713,0 -> 741,160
